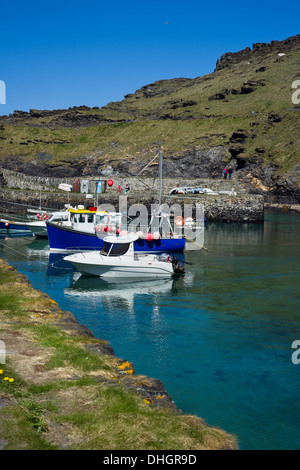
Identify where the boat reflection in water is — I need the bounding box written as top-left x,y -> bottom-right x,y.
64,273 -> 175,315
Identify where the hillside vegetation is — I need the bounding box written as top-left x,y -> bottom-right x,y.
0,34 -> 299,201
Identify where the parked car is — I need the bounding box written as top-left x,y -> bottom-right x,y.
169,186 -> 196,195
192,188 -> 204,194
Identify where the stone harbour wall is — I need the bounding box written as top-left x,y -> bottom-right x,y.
0,187 -> 264,223
0,166 -> 264,223
0,166 -> 247,194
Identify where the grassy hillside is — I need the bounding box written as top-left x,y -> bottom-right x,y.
0,34 -> 299,190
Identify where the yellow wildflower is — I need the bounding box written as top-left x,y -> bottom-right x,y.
144,398 -> 154,405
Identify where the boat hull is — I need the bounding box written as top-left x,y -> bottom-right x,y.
0,219 -> 32,234
26,221 -> 48,238
64,254 -> 174,279
46,221 -> 185,253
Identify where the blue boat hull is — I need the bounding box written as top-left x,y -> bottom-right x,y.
46,221 -> 185,253
0,219 -> 31,233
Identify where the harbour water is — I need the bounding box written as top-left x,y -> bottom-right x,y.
0,210 -> 299,450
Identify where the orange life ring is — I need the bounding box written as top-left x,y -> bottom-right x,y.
175,216 -> 184,226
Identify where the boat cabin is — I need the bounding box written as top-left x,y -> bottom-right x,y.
68,207 -> 122,233
100,234 -> 139,257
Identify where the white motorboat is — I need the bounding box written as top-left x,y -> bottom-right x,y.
26,209 -> 72,238
64,233 -> 185,279
26,220 -> 49,238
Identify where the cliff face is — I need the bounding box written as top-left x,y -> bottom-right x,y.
0,34 -> 299,203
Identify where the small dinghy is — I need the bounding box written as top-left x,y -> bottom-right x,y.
64,233 -> 185,279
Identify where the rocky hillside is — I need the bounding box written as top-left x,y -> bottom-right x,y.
0,34 -> 299,202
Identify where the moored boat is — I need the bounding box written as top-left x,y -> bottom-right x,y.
46,206 -> 185,253
26,209 -> 72,238
0,218 -> 33,234
64,233 -> 185,279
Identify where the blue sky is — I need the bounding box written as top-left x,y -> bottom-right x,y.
0,0 -> 298,115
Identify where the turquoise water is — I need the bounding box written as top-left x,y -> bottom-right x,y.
0,210 -> 300,449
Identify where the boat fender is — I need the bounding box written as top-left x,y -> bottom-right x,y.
5,222 -> 9,228
184,217 -> 194,227
175,216 -> 184,226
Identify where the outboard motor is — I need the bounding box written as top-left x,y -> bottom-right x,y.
158,253 -> 170,262
171,256 -> 185,274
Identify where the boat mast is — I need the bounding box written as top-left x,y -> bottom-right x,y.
159,149 -> 163,210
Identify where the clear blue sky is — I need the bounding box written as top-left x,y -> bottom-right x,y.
0,0 -> 298,115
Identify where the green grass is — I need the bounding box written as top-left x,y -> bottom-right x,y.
26,323 -> 110,372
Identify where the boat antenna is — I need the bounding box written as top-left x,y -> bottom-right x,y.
159,149 -> 163,209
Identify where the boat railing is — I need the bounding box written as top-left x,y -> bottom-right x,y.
126,224 -> 204,239
65,246 -> 101,253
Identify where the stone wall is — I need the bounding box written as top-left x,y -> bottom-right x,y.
0,167 -> 74,192
0,166 -> 263,223
0,166 -> 248,195
0,187 -> 264,223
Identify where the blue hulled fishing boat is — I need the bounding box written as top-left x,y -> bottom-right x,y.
0,218 -> 32,234
46,207 -> 185,253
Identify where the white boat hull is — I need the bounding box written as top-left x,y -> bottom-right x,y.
64,253 -> 174,279
26,221 -> 47,237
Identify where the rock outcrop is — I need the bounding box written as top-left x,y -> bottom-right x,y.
215,34 -> 300,71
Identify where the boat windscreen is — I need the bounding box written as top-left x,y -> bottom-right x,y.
100,242 -> 130,256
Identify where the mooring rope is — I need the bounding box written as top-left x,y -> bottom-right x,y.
0,239 -> 74,270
